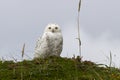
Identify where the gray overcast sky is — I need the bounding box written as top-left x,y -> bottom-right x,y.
0,0 -> 120,67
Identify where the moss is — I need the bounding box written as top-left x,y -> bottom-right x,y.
0,56 -> 120,80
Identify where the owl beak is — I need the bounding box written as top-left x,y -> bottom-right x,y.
52,29 -> 55,33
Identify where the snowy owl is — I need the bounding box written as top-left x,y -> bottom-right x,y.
34,24 -> 63,58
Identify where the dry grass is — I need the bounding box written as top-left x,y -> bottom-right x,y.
77,0 -> 82,57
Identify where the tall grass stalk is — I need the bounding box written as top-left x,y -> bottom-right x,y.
22,43 -> 25,58
77,0 -> 82,57
109,51 -> 112,67
21,43 -> 25,80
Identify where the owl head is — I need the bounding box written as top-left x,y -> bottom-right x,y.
44,24 -> 61,33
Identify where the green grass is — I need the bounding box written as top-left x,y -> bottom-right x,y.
0,56 -> 120,80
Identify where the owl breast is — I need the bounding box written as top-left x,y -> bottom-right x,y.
45,32 -> 63,56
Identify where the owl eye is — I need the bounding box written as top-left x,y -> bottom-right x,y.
55,27 -> 58,29
48,27 -> 51,29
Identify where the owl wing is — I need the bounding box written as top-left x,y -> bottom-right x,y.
34,34 -> 50,58
34,36 -> 43,58
35,33 -> 49,49
35,36 -> 42,49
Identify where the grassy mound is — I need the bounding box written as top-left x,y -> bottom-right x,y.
0,56 -> 120,80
